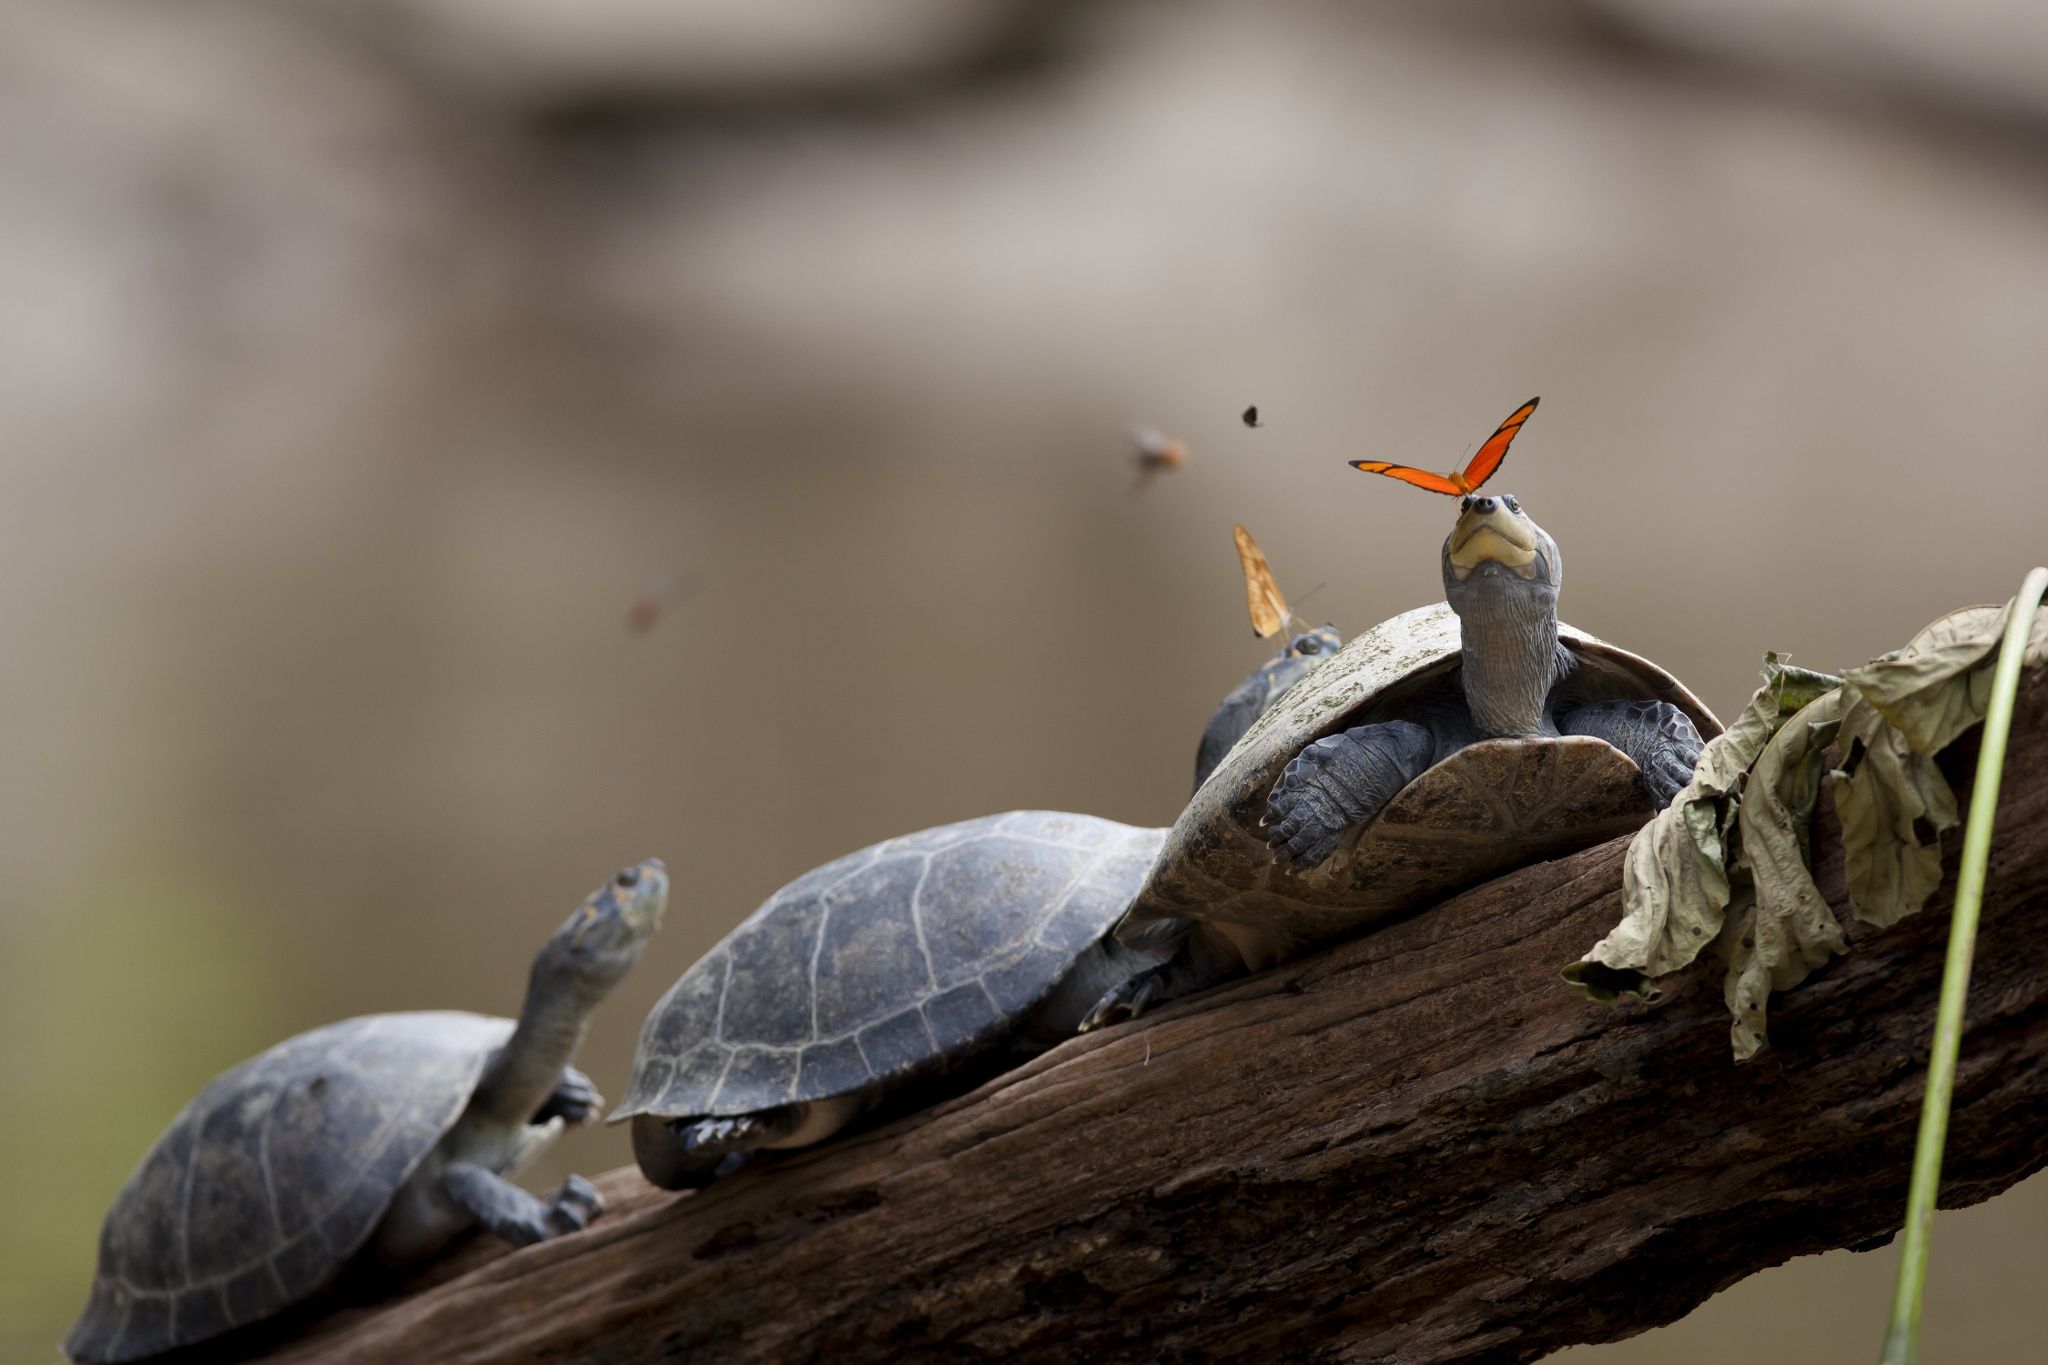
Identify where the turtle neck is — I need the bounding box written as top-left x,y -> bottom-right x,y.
1454,578 -> 1562,738
469,963 -> 603,1126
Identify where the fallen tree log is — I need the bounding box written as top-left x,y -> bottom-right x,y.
257,669 -> 2048,1364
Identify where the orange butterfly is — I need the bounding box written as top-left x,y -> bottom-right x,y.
1349,397 -> 1539,496
1232,524 -> 1292,639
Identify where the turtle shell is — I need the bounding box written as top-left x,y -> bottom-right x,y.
65,1011 -> 511,1364
1120,602 -> 1722,961
612,811 -> 1165,1123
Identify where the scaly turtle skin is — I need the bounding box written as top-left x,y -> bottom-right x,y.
1084,495 -> 1719,1026
1193,625 -> 1342,793
614,813 -> 1165,1189
64,862 -> 667,1363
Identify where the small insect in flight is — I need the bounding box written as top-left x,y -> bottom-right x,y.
1127,425 -> 1189,492
626,570 -> 675,635
1349,396 -> 1539,496
1241,405 -> 1263,429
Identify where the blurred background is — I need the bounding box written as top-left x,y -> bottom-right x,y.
3,1 -> 2047,1359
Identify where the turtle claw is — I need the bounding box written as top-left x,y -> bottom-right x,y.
543,1174 -> 603,1236
537,1067 -> 604,1126
1270,820 -> 1344,874
1080,966 -> 1165,1032
1642,754 -> 1695,809
680,1116 -> 745,1153
1263,784 -> 1346,873
679,1113 -> 790,1162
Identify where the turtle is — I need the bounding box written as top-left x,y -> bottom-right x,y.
63,860 -> 668,1364
1082,493 -> 1722,1026
613,812 -> 1170,1189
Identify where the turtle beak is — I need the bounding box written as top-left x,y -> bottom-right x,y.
630,863 -> 671,929
1446,499 -> 1540,581
620,859 -> 669,934
567,859 -> 669,949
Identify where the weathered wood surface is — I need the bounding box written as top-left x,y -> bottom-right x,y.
257,672 -> 2048,1365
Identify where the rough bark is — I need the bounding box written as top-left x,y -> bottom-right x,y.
248,671 -> 2048,1365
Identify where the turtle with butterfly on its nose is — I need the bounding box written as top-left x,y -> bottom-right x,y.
1083,397 -> 1720,1027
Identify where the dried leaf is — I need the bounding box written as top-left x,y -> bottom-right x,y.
1571,595 -> 2047,1061
1828,601 -> 2048,929
1830,690 -> 1956,928
1723,690 -> 1845,1058
1566,656 -> 1840,1000
1841,604 -> 2048,754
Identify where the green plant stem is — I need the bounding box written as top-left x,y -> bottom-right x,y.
1879,566 -> 2048,1365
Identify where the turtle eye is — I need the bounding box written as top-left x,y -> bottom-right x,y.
1298,638 -> 1321,655
615,867 -> 640,889
1504,495 -> 1521,513
1460,494 -> 1474,512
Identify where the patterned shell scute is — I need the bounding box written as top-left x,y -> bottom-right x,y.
616,812 -> 1166,1120
64,1011 -> 510,1365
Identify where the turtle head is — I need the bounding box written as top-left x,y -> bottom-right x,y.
1441,493 -> 1561,611
534,859 -> 669,1002
1285,624 -> 1342,661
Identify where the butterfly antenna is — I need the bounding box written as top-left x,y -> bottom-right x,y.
1287,582 -> 1329,634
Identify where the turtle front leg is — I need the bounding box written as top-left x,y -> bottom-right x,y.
1263,719 -> 1436,871
443,1162 -> 603,1248
639,1111 -> 802,1189
632,1114 -> 732,1191
1557,699 -> 1703,807
1079,924 -> 1248,1031
674,1107 -> 804,1156
1078,960 -> 1193,1031
531,1066 -> 602,1126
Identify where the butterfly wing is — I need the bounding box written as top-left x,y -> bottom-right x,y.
1457,396 -> 1539,492
1347,461 -> 1468,496
1232,524 -> 1291,639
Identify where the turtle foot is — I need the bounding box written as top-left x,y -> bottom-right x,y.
1263,722 -> 1434,873
1263,809 -> 1346,873
633,1113 -> 730,1190
1557,698 -> 1704,810
1640,749 -> 1697,809
543,1174 -> 603,1236
677,1113 -> 782,1156
444,1162 -> 600,1248
536,1067 -> 603,1126
1079,966 -> 1166,1032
